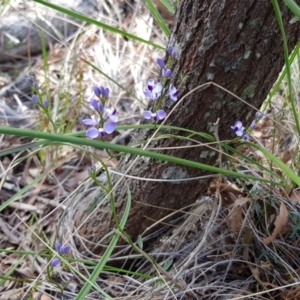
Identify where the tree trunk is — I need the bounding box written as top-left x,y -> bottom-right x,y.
71,0 -> 300,254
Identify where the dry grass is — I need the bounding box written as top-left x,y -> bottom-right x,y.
1,1 -> 300,300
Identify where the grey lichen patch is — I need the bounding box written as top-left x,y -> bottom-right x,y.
242,84 -> 256,99
244,50 -> 251,59
214,55 -> 245,72
185,32 -> 192,43
207,122 -> 216,133
216,101 -> 223,110
198,34 -> 218,52
162,166 -> 188,184
289,16 -> 299,24
209,60 -> 216,67
204,111 -> 211,120
245,110 -> 253,121
206,72 -> 215,80
199,150 -> 216,159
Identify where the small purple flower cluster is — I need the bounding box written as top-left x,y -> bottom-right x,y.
51,241 -> 70,267
143,46 -> 178,122
231,112 -> 264,140
26,76 -> 48,108
26,76 -> 39,89
231,121 -> 249,140
251,111 -> 265,129
82,86 -> 118,139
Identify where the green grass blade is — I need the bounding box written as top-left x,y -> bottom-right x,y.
160,0 -> 176,14
145,0 -> 170,37
0,124 -> 214,157
247,142 -> 300,187
75,187 -> 131,300
33,0 -> 164,50
266,40 -> 300,103
223,144 -> 281,179
0,255 -> 26,286
272,0 -> 300,135
0,173 -> 45,212
284,0 -> 300,18
0,126 -> 280,183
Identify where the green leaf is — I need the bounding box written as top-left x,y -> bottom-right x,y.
160,0 -> 175,14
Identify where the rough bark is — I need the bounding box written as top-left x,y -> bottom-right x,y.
72,0 -> 300,254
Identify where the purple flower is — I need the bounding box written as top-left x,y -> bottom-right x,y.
250,121 -> 256,129
52,241 -> 70,267
103,107 -> 118,123
93,86 -> 109,98
169,84 -> 178,102
26,76 -> 39,88
82,115 -> 100,127
243,133 -> 250,140
87,165 -> 96,176
144,79 -> 162,100
82,115 -> 100,139
143,109 -> 166,121
55,241 -> 70,254
167,45 -> 177,58
60,245 -> 71,254
31,95 -> 39,103
55,241 -> 62,252
162,69 -> 172,78
102,121 -> 116,134
83,106 -> 118,139
157,58 -> 166,68
90,98 -> 104,111
101,87 -> 110,98
26,76 -> 35,83
86,127 -> 101,139
255,111 -> 264,119
231,121 -> 244,137
86,121 -> 116,138
93,86 -> 101,97
157,58 -> 172,78
51,257 -> 60,267
43,100 -> 48,108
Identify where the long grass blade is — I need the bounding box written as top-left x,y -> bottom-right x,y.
160,0 -> 176,14
272,0 -> 300,135
0,126 -> 280,183
145,0 -> 170,37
